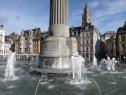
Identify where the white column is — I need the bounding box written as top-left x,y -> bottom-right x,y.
55,0 -> 57,24
50,0 -> 68,25
60,0 -> 62,24
52,0 -> 55,24
58,0 -> 60,24
65,0 -> 68,25
64,0 -> 66,24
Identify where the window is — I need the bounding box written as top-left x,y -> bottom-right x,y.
90,55 -> 93,60
86,53 -> 89,58
90,46 -> 93,52
122,35 -> 125,41
86,40 -> 88,44
86,33 -> 88,37
86,47 -> 88,51
83,47 -> 85,51
90,39 -> 93,44
122,44 -> 125,50
83,55 -> 85,58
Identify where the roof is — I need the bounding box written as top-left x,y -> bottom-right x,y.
69,26 -> 81,31
117,22 -> 126,33
105,31 -> 116,34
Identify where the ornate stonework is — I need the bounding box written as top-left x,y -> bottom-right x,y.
40,0 -> 78,69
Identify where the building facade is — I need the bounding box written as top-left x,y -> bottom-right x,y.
70,4 -> 101,64
20,29 -> 33,54
4,42 -> 11,54
32,28 -> 42,54
100,36 -> 106,59
5,32 -> 18,52
102,31 -> 116,40
0,25 -> 12,57
15,28 -> 42,54
102,32 -> 116,58
15,36 -> 21,54
15,28 -> 42,60
0,25 -> 5,57
116,22 -> 126,61
106,35 -> 116,58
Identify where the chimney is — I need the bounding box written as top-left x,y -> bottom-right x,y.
0,25 -> 4,29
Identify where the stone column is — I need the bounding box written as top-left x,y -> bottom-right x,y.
41,0 -> 78,69
49,0 -> 69,37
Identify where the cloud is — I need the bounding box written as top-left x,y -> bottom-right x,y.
69,0 -> 126,33
0,16 -> 9,24
0,0 -> 125,34
91,1 -> 99,9
91,0 -> 126,33
0,9 -> 49,33
93,0 -> 126,19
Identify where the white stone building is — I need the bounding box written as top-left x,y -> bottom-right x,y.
20,30 -> 33,54
70,4 -> 101,64
0,25 -> 5,57
0,25 -> 11,57
4,42 -> 11,54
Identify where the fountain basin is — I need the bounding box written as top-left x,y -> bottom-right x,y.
30,67 -> 91,74
0,64 -> 126,95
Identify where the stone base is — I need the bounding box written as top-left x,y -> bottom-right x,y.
40,36 -> 78,69
40,56 -> 71,69
41,36 -> 69,57
40,36 -> 71,69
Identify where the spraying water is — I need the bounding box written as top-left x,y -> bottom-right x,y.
88,78 -> 102,95
71,55 -> 85,81
5,51 -> 17,80
93,56 -> 97,66
111,58 -> 117,72
59,57 -> 62,69
67,55 -> 92,86
70,55 -> 102,94
100,57 -> 118,72
34,75 -> 48,95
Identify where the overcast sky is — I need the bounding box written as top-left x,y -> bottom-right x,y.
0,0 -> 126,34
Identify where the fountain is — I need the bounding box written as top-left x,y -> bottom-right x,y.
4,51 -> 17,80
100,57 -> 118,72
100,58 -> 106,70
111,58 -> 118,72
67,55 -> 92,86
0,0 -> 126,95
34,75 -> 48,95
106,57 -> 111,72
93,56 -> 97,66
71,55 -> 85,81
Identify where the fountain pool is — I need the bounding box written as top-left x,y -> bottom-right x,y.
0,63 -> 126,95
4,52 -> 17,80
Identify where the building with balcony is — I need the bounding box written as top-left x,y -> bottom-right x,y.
116,22 -> 126,61
70,4 -> 101,64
